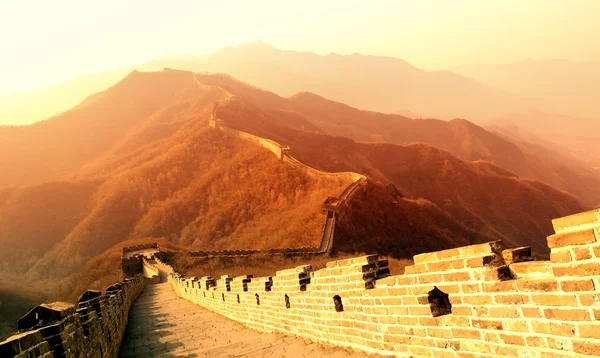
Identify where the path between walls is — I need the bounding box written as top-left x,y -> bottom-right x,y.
120,266 -> 382,358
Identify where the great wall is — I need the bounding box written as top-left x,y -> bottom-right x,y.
3,209 -> 600,357
3,88 -> 600,357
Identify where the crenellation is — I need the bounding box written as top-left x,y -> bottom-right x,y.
155,209 -> 600,357
1,275 -> 149,358
5,209 -> 600,357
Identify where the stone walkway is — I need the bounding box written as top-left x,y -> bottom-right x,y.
119,281 -> 380,358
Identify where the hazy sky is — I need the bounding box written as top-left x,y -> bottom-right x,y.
1,0 -> 599,96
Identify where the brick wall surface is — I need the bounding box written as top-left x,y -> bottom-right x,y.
157,208 -> 600,357
0,275 -> 153,358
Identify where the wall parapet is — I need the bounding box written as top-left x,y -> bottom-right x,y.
0,275 -> 150,358
164,208 -> 600,357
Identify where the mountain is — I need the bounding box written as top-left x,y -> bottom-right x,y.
0,73 -> 351,281
0,70 -> 200,187
453,59 -> 600,119
141,41 -> 531,121
0,69 -> 130,126
194,74 -> 600,207
487,111 -> 600,171
200,75 -> 583,255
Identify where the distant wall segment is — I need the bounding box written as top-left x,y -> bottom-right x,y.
162,208 -> 600,357
211,99 -> 366,255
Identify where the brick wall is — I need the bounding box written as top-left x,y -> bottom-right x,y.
160,208 -> 600,357
0,275 -> 151,358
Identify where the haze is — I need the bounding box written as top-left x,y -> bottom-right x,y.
2,0 -> 600,96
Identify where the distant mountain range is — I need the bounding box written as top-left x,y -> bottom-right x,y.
4,42 -> 599,125
452,59 -> 600,118
2,42 -> 597,171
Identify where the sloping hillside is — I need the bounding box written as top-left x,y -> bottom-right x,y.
0,71 -> 353,282
213,93 -> 584,255
0,70 -> 200,188
453,59 -> 600,119
196,74 -> 600,206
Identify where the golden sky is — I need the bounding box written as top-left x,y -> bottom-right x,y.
1,0 -> 599,96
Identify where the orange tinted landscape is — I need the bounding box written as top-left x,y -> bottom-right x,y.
0,2 -> 599,355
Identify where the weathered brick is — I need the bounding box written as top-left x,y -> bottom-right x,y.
442,271 -> 471,282
425,261 -> 453,272
434,283 -> 461,294
526,335 -> 548,347
451,306 -> 472,316
426,327 -> 453,338
472,319 -> 503,330
489,306 -> 520,318
460,283 -> 481,293
503,320 -> 530,332
494,345 -> 521,356
547,229 -> 597,248
546,337 -> 572,351
463,295 -> 492,305
413,252 -> 437,264
494,294 -> 530,305
452,328 -> 482,339
483,281 -> 517,292
461,340 -> 494,354
579,324 -> 600,338
550,250 -> 572,263
502,247 -> 533,265
466,254 -> 499,268
573,341 -> 600,356
553,262 -> 600,277
509,261 -> 551,278
498,333 -> 526,346
435,248 -> 461,260
404,264 -> 427,275
559,279 -> 595,292
416,273 -> 443,284
552,209 -> 600,232
577,293 -> 600,306
572,247 -> 592,260
516,279 -> 558,292
544,308 -> 591,321
531,294 -> 578,306
484,266 -> 514,281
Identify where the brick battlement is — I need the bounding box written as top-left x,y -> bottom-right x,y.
158,208 -> 600,357
0,276 -> 151,358
121,243 -> 158,255
3,206 -> 599,357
